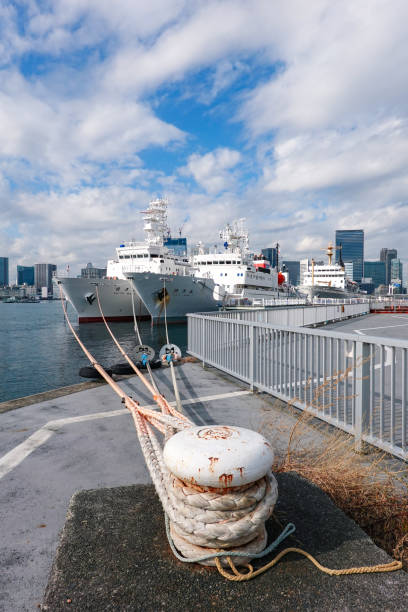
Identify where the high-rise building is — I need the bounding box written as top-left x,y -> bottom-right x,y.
335,230 -> 364,282
164,237 -> 187,257
261,247 -> 278,269
380,248 -> 398,285
81,262 -> 107,279
17,265 -> 35,286
363,261 -> 386,288
344,262 -> 354,280
35,263 -> 57,296
282,260 -> 300,285
391,258 -> 403,283
0,257 -> 9,286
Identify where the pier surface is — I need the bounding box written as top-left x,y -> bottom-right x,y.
0,357 -> 407,610
43,476 -> 407,612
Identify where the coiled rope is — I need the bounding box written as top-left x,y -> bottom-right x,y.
58,284 -> 403,579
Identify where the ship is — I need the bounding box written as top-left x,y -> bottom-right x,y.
297,243 -> 360,300
126,219 -> 285,322
53,198 -> 198,323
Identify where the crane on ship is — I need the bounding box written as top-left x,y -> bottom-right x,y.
321,242 -> 343,266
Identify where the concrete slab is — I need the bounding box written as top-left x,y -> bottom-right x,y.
42,474 -> 408,612
0,363 -> 280,611
1,361 -> 406,611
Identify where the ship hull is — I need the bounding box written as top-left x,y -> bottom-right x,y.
297,285 -> 356,300
125,272 -> 219,322
54,277 -> 150,323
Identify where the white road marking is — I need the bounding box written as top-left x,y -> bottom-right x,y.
0,390 -> 250,480
355,322 -> 408,333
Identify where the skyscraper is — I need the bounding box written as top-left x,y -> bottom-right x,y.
335,230 -> 364,282
391,258 -> 403,283
0,257 -> 9,286
261,247 -> 278,269
380,248 -> 397,285
17,265 -> 35,286
363,261 -> 386,288
282,260 -> 300,285
35,263 -> 57,295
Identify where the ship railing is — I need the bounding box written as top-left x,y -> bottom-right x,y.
187,304 -> 408,461
251,297 -> 307,307
312,297 -> 371,305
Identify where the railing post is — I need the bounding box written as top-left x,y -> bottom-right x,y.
354,340 -> 370,453
201,317 -> 206,368
249,324 -> 255,391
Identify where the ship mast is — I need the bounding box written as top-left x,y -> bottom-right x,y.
140,198 -> 169,246
219,218 -> 249,257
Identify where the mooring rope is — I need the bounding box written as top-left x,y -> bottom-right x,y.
128,280 -> 160,395
58,284 -> 403,579
162,277 -> 183,414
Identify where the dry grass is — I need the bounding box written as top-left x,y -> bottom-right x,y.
259,399 -> 408,569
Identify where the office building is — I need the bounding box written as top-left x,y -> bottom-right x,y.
164,237 -> 187,257
81,262 -> 107,279
335,230 -> 364,282
17,265 -> 35,286
35,263 -> 57,296
391,258 -> 403,283
363,261 -> 386,288
0,257 -> 9,286
262,247 -> 278,269
380,248 -> 397,285
344,262 -> 354,280
282,260 -> 300,285
360,279 -> 375,295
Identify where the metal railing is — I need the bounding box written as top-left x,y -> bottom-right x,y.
188,313 -> 408,461
210,302 -> 369,326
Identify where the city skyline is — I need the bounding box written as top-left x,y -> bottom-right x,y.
1,2 -> 408,277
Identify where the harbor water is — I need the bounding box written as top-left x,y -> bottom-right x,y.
0,300 -> 187,403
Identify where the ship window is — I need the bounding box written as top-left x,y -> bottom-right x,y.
144,254 -> 148,258
226,261 -> 231,264
151,254 -> 158,258
160,259 -> 164,263
219,261 -> 225,264
119,256 -> 123,259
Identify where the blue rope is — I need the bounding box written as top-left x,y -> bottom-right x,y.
165,513 -> 296,563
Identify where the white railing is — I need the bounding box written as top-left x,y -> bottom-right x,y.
187,313 -> 408,461
209,302 -> 369,326
250,297 -> 307,307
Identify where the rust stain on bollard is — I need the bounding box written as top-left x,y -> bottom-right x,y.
219,473 -> 234,487
197,426 -> 234,440
208,457 -> 219,473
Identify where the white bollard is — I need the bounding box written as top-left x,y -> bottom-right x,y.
163,425 -> 274,488
163,425 -> 278,567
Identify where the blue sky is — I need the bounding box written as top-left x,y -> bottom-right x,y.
1,0 -> 408,278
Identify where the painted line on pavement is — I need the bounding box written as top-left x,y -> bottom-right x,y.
0,390 -> 251,480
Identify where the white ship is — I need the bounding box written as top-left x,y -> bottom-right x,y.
55,198 -> 205,323
126,219 -> 283,322
297,244 -> 359,300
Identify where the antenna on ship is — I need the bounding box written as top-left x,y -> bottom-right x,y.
322,242 -> 341,266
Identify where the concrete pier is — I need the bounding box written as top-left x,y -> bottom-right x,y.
0,362 -> 407,611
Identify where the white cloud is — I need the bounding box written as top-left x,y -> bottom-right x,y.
2,0 -> 408,278
181,148 -> 242,194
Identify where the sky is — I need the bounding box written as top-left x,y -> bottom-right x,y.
1,0 -> 408,279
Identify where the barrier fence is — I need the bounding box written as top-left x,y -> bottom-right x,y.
210,302 -> 370,326
187,312 -> 408,461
